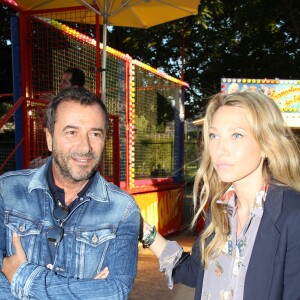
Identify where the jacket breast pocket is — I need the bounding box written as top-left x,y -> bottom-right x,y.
4,211 -> 41,258
75,227 -> 116,278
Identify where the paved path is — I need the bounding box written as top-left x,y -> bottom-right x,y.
129,184 -> 197,300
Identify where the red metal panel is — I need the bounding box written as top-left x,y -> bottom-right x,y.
110,115 -> 120,186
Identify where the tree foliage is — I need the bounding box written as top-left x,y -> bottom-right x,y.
108,0 -> 300,118
0,4 -> 13,117
1,0 -> 300,119
0,4 -> 13,92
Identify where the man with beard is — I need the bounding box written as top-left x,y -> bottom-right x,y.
0,87 -> 140,299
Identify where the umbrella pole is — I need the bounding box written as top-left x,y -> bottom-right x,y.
96,14 -> 101,97
101,14 -> 107,103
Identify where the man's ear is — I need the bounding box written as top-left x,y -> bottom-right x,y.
45,128 -> 53,152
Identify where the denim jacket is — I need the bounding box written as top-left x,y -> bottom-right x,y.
0,160 -> 140,299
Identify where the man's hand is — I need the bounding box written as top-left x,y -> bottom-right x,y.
2,233 -> 27,282
1,233 -> 108,282
94,267 -> 109,279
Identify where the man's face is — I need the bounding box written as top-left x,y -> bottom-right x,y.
59,73 -> 73,90
46,100 -> 106,185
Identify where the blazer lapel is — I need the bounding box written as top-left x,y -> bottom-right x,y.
244,185 -> 283,300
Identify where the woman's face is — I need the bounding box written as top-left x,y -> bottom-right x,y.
208,105 -> 265,187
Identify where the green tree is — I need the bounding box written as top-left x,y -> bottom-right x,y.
108,0 -> 300,118
0,4 -> 13,117
1,0 -> 300,120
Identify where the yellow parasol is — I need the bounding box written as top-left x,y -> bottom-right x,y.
12,0 -> 200,101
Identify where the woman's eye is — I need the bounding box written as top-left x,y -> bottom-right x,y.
233,133 -> 243,139
208,133 -> 216,139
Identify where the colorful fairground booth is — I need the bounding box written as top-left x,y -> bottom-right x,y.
221,78 -> 300,130
0,0 -> 198,236
194,78 -> 300,140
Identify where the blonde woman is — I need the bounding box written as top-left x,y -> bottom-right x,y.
141,91 -> 300,299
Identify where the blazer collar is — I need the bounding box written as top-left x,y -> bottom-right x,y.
263,184 -> 283,223
244,184 -> 283,300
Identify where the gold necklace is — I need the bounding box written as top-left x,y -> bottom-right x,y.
236,206 -> 250,239
236,208 -> 244,234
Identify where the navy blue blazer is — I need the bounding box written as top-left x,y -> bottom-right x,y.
173,184 -> 300,299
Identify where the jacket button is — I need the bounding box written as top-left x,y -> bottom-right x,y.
47,264 -> 53,270
92,234 -> 98,244
19,225 -> 25,232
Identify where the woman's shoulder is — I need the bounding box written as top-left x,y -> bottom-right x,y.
264,184 -> 300,219
282,186 -> 300,209
269,184 -> 300,211
266,185 -> 300,236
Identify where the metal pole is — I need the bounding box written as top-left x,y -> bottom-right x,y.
101,14 -> 107,103
10,14 -> 23,169
95,14 -> 101,97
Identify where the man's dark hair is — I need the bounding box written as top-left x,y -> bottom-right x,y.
47,87 -> 109,135
64,67 -> 85,87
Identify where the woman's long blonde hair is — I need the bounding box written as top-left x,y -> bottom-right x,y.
192,91 -> 300,267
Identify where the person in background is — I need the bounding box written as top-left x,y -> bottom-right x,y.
31,67 -> 87,168
151,164 -> 167,177
59,67 -> 85,90
1,87 -> 140,299
41,67 -> 85,101
140,91 -> 300,299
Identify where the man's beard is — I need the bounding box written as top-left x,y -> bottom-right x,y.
52,148 -> 101,183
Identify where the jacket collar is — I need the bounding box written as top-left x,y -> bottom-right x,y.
263,184 -> 283,223
244,184 -> 283,300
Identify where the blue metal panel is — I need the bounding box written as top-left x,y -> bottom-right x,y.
10,15 -> 23,169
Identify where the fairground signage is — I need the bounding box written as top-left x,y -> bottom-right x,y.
221,78 -> 300,128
